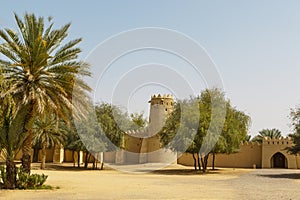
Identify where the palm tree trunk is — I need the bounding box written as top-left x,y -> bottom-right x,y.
41,141 -> 47,169
21,129 -> 32,174
5,157 -> 17,189
21,102 -> 36,174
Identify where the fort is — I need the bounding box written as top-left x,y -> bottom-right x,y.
117,94 -> 300,169
3,94 -> 300,169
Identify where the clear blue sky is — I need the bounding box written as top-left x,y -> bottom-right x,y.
1,1 -> 300,137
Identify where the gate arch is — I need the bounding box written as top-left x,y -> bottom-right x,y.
271,152 -> 287,168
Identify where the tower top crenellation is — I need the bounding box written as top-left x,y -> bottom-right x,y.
151,94 -> 174,99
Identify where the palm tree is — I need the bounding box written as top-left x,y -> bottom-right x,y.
32,117 -> 67,169
0,71 -> 29,188
252,128 -> 282,143
0,13 -> 91,173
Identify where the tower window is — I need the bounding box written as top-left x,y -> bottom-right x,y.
165,109 -> 167,111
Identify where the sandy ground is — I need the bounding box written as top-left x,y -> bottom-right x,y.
1,163 -> 300,200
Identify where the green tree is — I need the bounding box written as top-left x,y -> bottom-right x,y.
130,112 -> 148,129
252,128 -> 282,143
159,88 -> 250,172
286,106 -> 300,154
32,117 -> 67,169
95,103 -> 131,150
0,13 -> 91,173
64,129 -> 86,168
65,103 -> 147,168
73,111 -> 107,169
211,103 -> 251,169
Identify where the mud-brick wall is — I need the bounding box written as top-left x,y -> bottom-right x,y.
178,142 -> 262,168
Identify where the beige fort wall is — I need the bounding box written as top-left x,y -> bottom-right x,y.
123,134 -> 177,164
178,142 -> 262,168
122,134 -> 143,163
1,146 -> 60,163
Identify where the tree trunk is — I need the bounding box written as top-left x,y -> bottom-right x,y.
200,154 -> 210,173
5,158 -> 16,189
212,152 -> 216,170
84,153 -> 91,169
197,154 -> 201,170
72,150 -> 75,167
192,153 -> 197,170
21,102 -> 36,174
94,153 -> 98,170
33,146 -> 39,162
77,151 -> 80,168
204,154 -> 209,171
99,152 -> 104,170
196,153 -> 201,171
21,130 -> 32,174
200,156 -> 206,173
41,141 -> 47,169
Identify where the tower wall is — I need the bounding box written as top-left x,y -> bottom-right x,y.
148,94 -> 174,135
143,94 -> 175,162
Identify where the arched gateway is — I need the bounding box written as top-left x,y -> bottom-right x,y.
271,152 -> 287,168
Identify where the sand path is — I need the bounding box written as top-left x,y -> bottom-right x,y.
1,164 -> 299,200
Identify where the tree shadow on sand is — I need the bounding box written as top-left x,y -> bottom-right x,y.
151,169 -> 222,175
30,163 -> 111,172
258,173 -> 300,179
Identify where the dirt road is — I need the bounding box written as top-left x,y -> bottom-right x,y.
1,164 -> 299,200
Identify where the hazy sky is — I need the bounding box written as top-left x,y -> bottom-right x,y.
1,1 -> 300,137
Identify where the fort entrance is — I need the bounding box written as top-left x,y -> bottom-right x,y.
271,152 -> 287,168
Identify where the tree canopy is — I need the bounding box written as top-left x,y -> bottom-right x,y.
159,88 -> 251,171
0,13 -> 91,174
252,128 -> 282,143
286,106 -> 300,154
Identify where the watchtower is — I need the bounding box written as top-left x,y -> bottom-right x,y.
122,94 -> 176,164
148,94 -> 174,135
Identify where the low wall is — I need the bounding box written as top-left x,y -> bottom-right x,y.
178,142 -> 262,168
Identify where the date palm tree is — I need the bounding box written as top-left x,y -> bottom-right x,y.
0,13 -> 91,173
32,116 -> 67,169
252,128 -> 282,143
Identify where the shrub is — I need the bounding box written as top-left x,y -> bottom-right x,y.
0,166 -> 48,189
